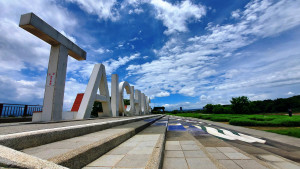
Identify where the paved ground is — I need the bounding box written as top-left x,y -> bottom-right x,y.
1,115 -> 300,169
167,116 -> 300,169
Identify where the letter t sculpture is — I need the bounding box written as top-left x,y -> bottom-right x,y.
19,13 -> 86,121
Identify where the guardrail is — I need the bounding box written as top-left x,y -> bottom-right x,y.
0,103 -> 42,117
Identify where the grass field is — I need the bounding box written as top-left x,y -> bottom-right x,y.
264,128 -> 300,138
168,113 -> 300,138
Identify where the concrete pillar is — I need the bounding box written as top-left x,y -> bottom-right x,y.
42,45 -> 68,121
141,93 -> 146,115
134,90 -> 141,115
111,74 -> 119,117
129,86 -> 136,115
146,96 -> 150,114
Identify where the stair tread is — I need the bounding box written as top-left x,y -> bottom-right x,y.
22,118 -> 159,160
83,117 -> 169,169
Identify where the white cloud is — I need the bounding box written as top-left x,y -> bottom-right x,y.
94,47 -> 111,54
127,0 -> 300,109
156,91 -> 170,97
129,8 -> 144,14
287,92 -> 294,95
178,87 -> 195,96
0,75 -> 44,104
231,9 -> 240,19
150,0 -> 206,34
67,0 -> 119,21
103,53 -> 140,75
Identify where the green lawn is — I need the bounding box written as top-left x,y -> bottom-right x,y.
168,113 -> 300,127
265,128 -> 300,138
168,113 -> 300,138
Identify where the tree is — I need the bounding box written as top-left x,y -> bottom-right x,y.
204,104 -> 214,114
230,96 -> 251,114
212,104 -> 224,114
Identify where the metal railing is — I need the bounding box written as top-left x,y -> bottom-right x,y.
0,103 -> 42,117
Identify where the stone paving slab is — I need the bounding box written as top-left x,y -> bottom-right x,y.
163,140 -> 219,169
0,145 -> 66,169
19,116 -> 162,169
84,117 -> 169,169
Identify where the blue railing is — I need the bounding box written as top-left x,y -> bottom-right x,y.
0,103 -> 42,117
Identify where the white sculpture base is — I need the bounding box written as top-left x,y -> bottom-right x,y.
62,111 -> 78,120
32,112 -> 42,122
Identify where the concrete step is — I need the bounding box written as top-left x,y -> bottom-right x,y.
83,116 -> 169,169
20,115 -> 163,169
0,115 -> 160,150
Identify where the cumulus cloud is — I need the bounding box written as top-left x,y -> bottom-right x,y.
127,0 -> 300,108
94,47 -> 111,54
103,53 -> 140,75
150,0 -> 206,34
67,0 -> 119,21
156,91 -> 170,97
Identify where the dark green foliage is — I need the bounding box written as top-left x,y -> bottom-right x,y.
212,104 -> 224,114
90,99 -> 131,117
91,102 -> 103,117
203,104 -> 233,114
230,96 -> 251,114
204,104 -> 214,114
124,99 -> 130,105
203,95 -> 300,114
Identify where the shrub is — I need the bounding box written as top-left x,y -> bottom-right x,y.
210,116 -> 231,122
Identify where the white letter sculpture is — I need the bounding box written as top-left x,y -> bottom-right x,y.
76,64 -> 112,119
111,74 -> 119,117
134,90 -> 142,115
119,82 -> 131,116
19,13 -> 86,121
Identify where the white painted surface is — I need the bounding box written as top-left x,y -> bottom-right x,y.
62,111 -> 78,120
141,93 -> 146,115
194,125 -> 266,143
134,90 -> 141,115
76,64 -> 112,119
111,74 -> 119,117
42,45 -> 68,122
32,112 -> 42,122
118,81 -> 131,116
129,86 -> 136,115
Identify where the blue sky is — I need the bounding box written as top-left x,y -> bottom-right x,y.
0,0 -> 300,110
